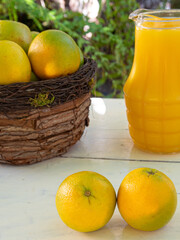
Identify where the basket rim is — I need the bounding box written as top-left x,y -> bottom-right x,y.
0,58 -> 93,88
0,58 -> 97,113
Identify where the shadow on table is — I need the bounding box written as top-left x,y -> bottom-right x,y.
121,223 -> 169,240
80,217 -> 125,240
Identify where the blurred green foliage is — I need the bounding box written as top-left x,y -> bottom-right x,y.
0,0 -> 139,97
171,0 -> 180,8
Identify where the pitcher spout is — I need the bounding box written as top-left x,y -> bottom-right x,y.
129,9 -> 180,27
129,9 -> 149,22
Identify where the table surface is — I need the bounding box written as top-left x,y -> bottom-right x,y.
1,98 -> 180,240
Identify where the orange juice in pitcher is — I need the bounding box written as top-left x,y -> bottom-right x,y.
124,9 -> 180,153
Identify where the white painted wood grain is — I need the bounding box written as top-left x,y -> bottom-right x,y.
0,157 -> 179,240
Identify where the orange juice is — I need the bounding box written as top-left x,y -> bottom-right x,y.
124,10 -> 180,153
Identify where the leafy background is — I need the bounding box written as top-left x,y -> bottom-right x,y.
0,0 -> 175,97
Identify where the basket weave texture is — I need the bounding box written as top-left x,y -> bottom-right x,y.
0,58 -> 96,165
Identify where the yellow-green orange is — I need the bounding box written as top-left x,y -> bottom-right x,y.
30,71 -> 39,82
117,168 -> 177,231
0,40 -> 31,85
78,47 -> 84,66
0,20 -> 32,52
31,31 -> 39,41
28,29 -> 80,79
56,171 -> 116,232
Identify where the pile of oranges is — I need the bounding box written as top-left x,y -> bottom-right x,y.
0,20 -> 83,85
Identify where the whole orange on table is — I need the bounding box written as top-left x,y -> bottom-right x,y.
117,167 -> 177,231
56,171 -> 116,232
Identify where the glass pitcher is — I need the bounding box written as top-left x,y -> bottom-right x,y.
124,9 -> 180,153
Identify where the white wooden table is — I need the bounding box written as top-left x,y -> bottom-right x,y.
0,98 -> 180,240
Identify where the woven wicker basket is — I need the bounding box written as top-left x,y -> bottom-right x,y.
0,58 -> 96,165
